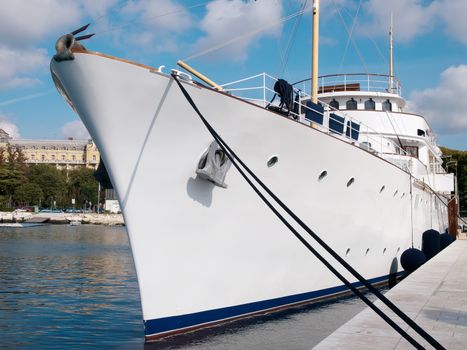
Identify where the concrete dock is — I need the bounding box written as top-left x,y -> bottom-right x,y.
314,238 -> 467,349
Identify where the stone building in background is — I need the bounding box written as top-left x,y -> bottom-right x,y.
0,129 -> 100,170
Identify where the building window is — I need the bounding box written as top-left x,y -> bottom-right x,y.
382,99 -> 392,111
62,155 -> 65,161
92,155 -> 96,161
346,98 -> 357,110
41,155 -> 45,161
51,154 -> 56,161
72,155 -> 76,161
329,99 -> 339,110
364,98 -> 375,110
31,154 -> 35,160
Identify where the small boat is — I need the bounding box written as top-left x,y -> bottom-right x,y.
69,220 -> 82,226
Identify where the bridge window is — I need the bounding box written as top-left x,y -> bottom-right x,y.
364,98 -> 375,110
346,98 -> 357,110
417,129 -> 426,137
329,99 -> 339,110
403,146 -> 419,159
382,99 -> 392,111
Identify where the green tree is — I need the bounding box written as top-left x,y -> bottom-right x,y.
14,182 -> 43,206
440,147 -> 467,213
28,164 -> 67,208
67,167 -> 99,208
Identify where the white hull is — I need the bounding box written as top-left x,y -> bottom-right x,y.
50,52 -> 448,339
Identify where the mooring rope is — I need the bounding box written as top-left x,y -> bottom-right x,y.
172,74 -> 446,350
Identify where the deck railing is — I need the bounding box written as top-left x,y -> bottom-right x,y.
221,73 -> 410,166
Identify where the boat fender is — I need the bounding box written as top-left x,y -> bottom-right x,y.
196,141 -> 231,188
400,248 -> 426,273
439,232 -> 455,250
422,229 -> 440,260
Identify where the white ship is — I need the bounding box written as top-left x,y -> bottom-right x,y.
50,2 -> 456,341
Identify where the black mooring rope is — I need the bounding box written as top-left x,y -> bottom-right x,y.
172,74 -> 445,349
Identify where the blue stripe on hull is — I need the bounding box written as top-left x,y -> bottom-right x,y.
144,272 -> 402,337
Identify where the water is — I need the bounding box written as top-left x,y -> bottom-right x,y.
0,225 -> 373,349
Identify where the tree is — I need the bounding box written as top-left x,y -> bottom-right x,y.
440,147 -> 467,213
14,182 -> 43,206
67,167 -> 99,208
28,164 -> 67,208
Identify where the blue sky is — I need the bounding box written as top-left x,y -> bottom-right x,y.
1,0 -> 467,150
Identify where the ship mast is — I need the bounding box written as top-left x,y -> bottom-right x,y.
389,13 -> 394,93
311,0 -> 320,104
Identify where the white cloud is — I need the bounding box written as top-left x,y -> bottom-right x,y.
408,65 -> 467,134
0,115 -> 21,139
0,46 -> 48,90
436,0 -> 467,45
360,0 -> 438,42
60,120 -> 90,140
193,0 -> 284,62
121,0 -> 192,34
0,0 -> 82,49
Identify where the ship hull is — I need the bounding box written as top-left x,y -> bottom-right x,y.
50,52 -> 448,340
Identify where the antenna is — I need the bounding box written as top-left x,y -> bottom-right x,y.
311,0 -> 320,103
389,12 -> 394,93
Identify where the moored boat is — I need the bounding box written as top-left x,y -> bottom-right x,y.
50,1 -> 456,341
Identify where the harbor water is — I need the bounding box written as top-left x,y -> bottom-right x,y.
0,225 -> 377,349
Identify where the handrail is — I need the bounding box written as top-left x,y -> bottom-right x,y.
220,72 -> 456,179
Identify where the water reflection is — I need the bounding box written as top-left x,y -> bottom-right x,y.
0,225 -> 143,349
0,225 -> 373,349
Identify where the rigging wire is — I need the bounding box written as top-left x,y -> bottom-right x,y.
277,0 -> 309,78
336,0 -> 363,74
94,1 -> 212,36
332,0 -> 369,74
182,6 -> 309,62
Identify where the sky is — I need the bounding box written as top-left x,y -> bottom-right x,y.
1,0 -> 467,150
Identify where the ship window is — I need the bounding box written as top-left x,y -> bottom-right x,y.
364,98 -> 375,110
346,98 -> 357,110
382,99 -> 392,111
329,99 -> 339,110
403,146 -> 419,159
417,129 -> 426,137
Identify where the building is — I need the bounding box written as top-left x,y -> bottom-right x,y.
0,129 -> 100,170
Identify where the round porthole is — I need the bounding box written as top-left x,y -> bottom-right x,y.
393,189 -> 399,197
383,248 -> 387,254
346,177 -> 355,187
345,248 -> 350,256
365,248 -> 370,256
267,156 -> 278,167
318,170 -> 328,181
401,192 -> 405,199
379,185 -> 385,193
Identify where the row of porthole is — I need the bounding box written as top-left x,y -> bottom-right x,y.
267,158 -> 407,198
318,169 -> 407,196
345,247 -> 401,256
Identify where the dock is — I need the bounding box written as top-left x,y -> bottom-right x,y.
314,238 -> 467,349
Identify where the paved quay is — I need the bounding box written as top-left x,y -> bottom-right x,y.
314,237 -> 467,350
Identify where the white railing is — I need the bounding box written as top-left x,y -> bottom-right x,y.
221,73 -> 411,167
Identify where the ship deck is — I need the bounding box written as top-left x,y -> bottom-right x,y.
314,235 -> 467,349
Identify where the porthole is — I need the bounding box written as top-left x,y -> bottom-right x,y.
346,177 -> 355,187
318,170 -> 328,181
397,247 -> 400,253
365,248 -> 370,256
383,248 -> 387,254
267,156 -> 279,167
401,192 -> 405,199
345,248 -> 350,256
379,185 -> 385,193
393,190 -> 398,197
